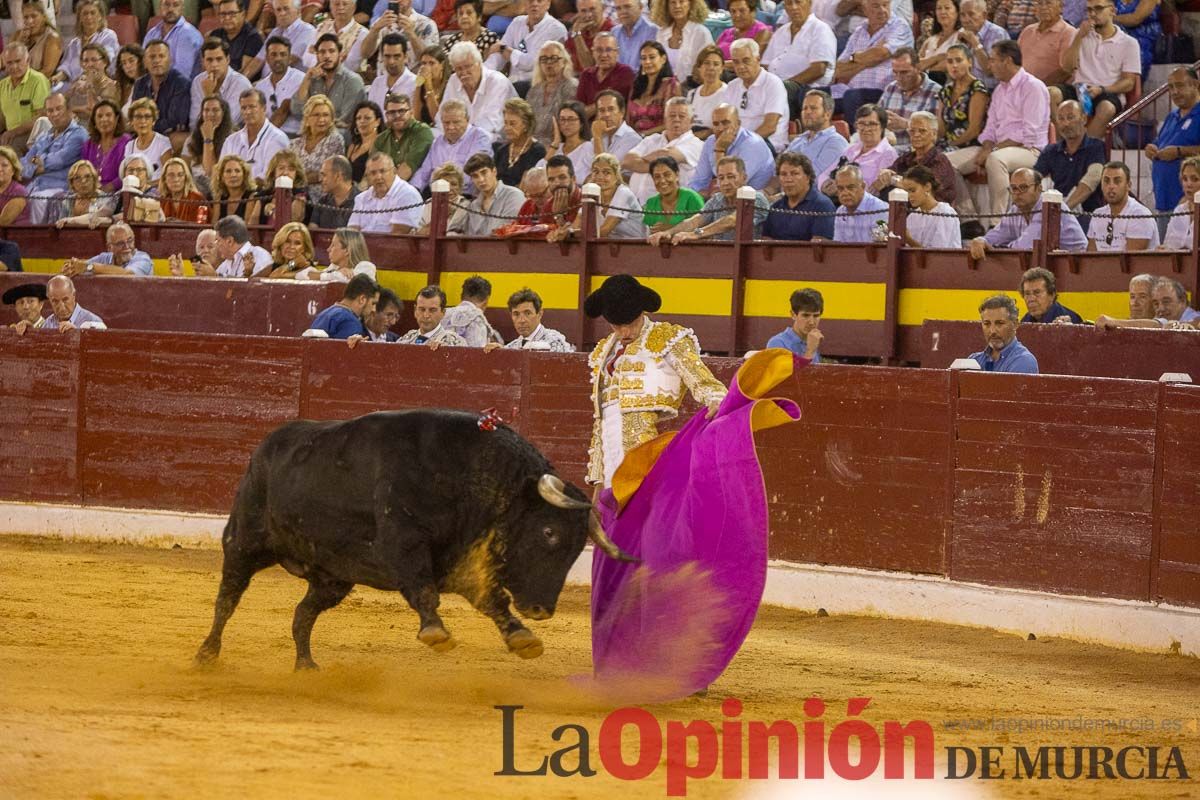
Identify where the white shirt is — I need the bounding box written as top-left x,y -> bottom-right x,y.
907,202 -> 961,248
486,14 -> 569,84
190,69 -> 253,128
656,21 -> 713,80
1074,27 -> 1141,87
723,68 -> 789,150
123,133 -> 174,179
256,18 -> 317,63
220,122 -> 290,180
368,68 -> 418,111
686,82 -> 726,129
625,128 -> 702,203
440,67 -> 518,138
762,16 -> 837,87
1087,196 -> 1161,251
1163,201 -> 1192,249
598,121 -> 642,163
348,175 -> 423,232
217,241 -> 273,278
255,68 -> 306,136
302,19 -> 368,72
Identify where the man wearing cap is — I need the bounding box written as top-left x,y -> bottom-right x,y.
3,282 -> 46,329
584,274 -> 727,489
13,275 -> 104,335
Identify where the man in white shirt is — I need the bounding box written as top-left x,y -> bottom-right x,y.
622,97 -> 703,202
349,151 -> 424,233
221,89 -> 290,180
763,0 -> 837,93
246,0 -> 316,77
440,42 -> 517,138
1053,0 -> 1140,138
367,33 -> 417,110
591,89 -> 642,162
483,288 -> 574,352
1086,161 -> 1159,251
485,0 -> 568,85
255,36 -> 305,136
724,38 -> 789,151
213,215 -> 273,278
190,38 -> 254,127
302,0 -> 368,71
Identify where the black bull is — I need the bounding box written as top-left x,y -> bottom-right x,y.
195,409 -> 634,670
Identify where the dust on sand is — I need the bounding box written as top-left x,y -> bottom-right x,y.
1,536 -> 1198,799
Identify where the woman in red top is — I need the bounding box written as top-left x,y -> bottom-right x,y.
157,157 -> 209,223
627,42 -> 680,135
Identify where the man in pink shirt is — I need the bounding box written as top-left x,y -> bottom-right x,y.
946,40 -> 1049,217
1018,0 -> 1075,85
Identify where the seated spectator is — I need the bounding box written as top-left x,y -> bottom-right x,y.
1019,265 -> 1083,324
256,36 -> 305,137
1096,277 -> 1200,329
266,221 -> 318,278
832,0 -> 913,126
348,151 -> 424,233
190,38 -> 254,129
766,287 -> 823,361
687,45 -> 727,138
3,282 -> 46,328
168,229 -> 221,276
397,284 -> 470,347
649,155 -> 771,243
482,287 -> 574,351
833,163 -> 890,242
592,89 -> 644,163
416,163 -> 469,234
613,0 -> 658,72
131,41 -> 193,153
253,150 -> 309,225
15,1 -> 62,80
994,0 -> 1040,38
485,0 -> 567,85
359,288 -> 402,343
441,42 -> 517,139
936,44 -> 988,159
718,0 -> 773,61
871,111 -> 956,204
958,0 -> 1009,88
763,152 -> 836,240
118,156 -> 165,223
82,100 -> 130,194
213,214 -> 274,277
1162,156 -> 1200,250
307,273 -> 379,338
723,38 -> 787,152
363,0 -> 436,68
527,41 -> 578,145
302,0 -> 368,72
156,157 -> 208,223
901,164 -> 960,247
1034,100 -> 1104,212
63,45 -> 118,124
211,153 -> 261,222
1113,0 -> 1159,84
13,275 -> 103,335
762,0 -> 836,95
1017,0 -> 1075,86
1087,161 -> 1158,251
577,32 -> 636,119
296,227 -> 371,281
576,152 -> 646,239
213,0 -> 264,80
373,92 -> 431,183
1053,0 -> 1138,139
947,41 -> 1048,216
50,0 -> 119,88
642,155 -> 705,232
142,0 -> 202,79
368,33 -> 417,112
518,154 -> 582,235
0,43 -> 51,153
877,47 -> 940,152
60,222 -> 153,277
820,104 -> 896,196
292,33 -> 366,128
1148,69 -> 1200,221
223,88 -> 290,182
116,49 -> 152,109
442,274 -> 500,346
414,46 -> 451,128
55,159 -> 116,228
345,101 -> 384,187
462,152 -> 526,236
689,104 -> 775,194
652,0 -> 715,80
628,42 -> 680,136
785,90 -> 848,185
563,0 -> 611,76
969,167 -> 1088,255
623,97 -> 702,203
917,0 -> 964,77
310,155 -> 360,229
184,96 -> 234,195
520,165 -> 550,208
22,94 -> 87,224
969,294 -> 1039,373
0,145 -> 30,225
441,1 -> 501,60
290,94 -> 346,189
494,97 -> 547,188
124,97 -> 174,180
1127,272 -> 1156,319
543,101 -> 594,187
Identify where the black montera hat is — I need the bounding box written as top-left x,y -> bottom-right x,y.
2,283 -> 47,305
583,274 -> 662,325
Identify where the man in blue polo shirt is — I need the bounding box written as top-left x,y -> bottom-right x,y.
969,295 -> 1039,373
767,287 -> 824,362
306,273 -> 379,339
762,152 -> 835,240
1020,266 -> 1083,324
689,104 -> 775,196
1147,67 -> 1200,220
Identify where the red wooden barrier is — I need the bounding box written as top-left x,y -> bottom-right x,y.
1154,383 -> 1200,607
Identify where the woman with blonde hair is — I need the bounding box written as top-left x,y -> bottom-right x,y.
267,222 -> 318,278
157,157 -> 208,223
1162,157 -> 1200,250
527,41 -> 576,144
652,0 -> 713,81
64,44 -> 119,123
16,1 -> 62,78
567,152 -> 645,239
211,154 -> 260,222
290,95 -> 345,190
123,97 -> 173,179
52,0 -> 118,86
0,146 -> 31,225
295,227 -> 370,282
417,162 -> 468,234
255,150 -> 308,224
55,160 -> 116,228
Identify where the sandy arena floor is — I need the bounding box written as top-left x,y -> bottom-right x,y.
1,535 -> 1198,800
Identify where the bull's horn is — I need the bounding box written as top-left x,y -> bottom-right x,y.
589,513 -> 640,563
537,474 -> 592,510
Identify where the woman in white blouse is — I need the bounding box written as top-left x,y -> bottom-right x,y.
686,44 -> 726,138
123,97 -> 174,180
652,0 -> 714,82
1161,156 -> 1200,250
50,0 -> 118,86
901,165 -> 961,248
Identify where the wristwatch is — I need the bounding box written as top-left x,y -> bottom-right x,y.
85,263 -> 94,274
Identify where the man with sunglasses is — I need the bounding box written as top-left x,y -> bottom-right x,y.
968,167 -> 1087,256
1087,161 -> 1158,251
255,36 -> 305,136
724,38 -> 788,152
375,93 -> 433,182
1052,0 -> 1139,139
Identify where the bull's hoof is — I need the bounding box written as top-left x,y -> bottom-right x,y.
418,625 -> 457,652
506,629 -> 544,659
193,645 -> 219,669
295,656 -> 319,671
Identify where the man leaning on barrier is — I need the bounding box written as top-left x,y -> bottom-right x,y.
396,285 -> 469,348
61,222 -> 153,278
968,294 -> 1040,373
483,288 -> 574,352
967,168 -> 1088,257
1096,277 -> 1200,331
767,287 -> 824,361
648,156 -> 770,244
13,275 -> 104,335
1020,266 -> 1083,324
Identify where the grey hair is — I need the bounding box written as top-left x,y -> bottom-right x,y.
1129,272 -> 1156,289
664,96 -> 690,112
448,41 -> 482,66
978,294 -> 1019,322
106,222 -> 134,244
729,37 -> 760,59
908,110 -> 937,129
440,99 -> 468,118
835,163 -> 864,183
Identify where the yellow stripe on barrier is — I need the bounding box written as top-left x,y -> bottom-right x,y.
1056,291 -> 1135,322
439,271 -> 580,309
744,279 -> 887,320
899,288 -> 1133,325
374,270 -> 435,299
588,276 -> 732,316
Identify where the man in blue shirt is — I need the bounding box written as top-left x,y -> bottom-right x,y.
612,0 -> 657,70
20,93 -> 86,224
785,90 -> 849,182
131,41 -> 193,152
1147,67 -> 1200,216
689,104 -> 775,195
767,288 -> 824,362
969,294 -> 1040,373
60,223 -> 154,277
762,152 -> 836,240
307,273 -> 380,339
1020,266 -> 1083,324
143,0 -> 204,78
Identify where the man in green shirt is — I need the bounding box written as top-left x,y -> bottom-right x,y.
0,43 -> 50,153
372,93 -> 432,183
